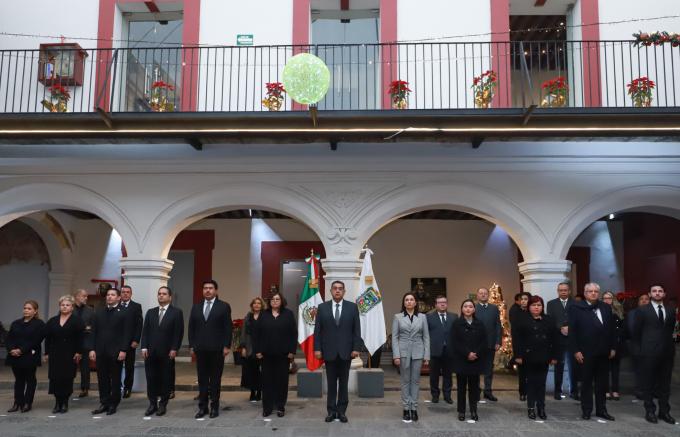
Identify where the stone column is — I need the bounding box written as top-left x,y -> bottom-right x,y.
119,257 -> 174,314
518,260 -> 572,301
47,272 -> 74,316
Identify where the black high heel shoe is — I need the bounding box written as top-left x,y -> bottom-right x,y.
458,412 -> 465,421
21,404 -> 32,413
537,406 -> 546,420
52,401 -> 61,414
470,409 -> 478,421
8,403 -> 20,413
528,408 -> 536,420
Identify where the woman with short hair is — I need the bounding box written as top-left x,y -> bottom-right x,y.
513,295 -> 559,420
240,296 -> 265,402
44,295 -> 85,413
601,291 -> 624,401
255,292 -> 297,417
5,300 -> 46,413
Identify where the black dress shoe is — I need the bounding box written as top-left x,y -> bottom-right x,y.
92,405 -> 108,415
582,412 -> 591,420
263,410 -> 272,417
209,408 -> 219,418
324,413 -> 336,422
458,412 -> 465,421
659,413 -> 676,424
277,410 -> 285,417
554,393 -> 563,400
20,404 -> 31,413
337,413 -> 348,423
402,409 -> 411,422
255,391 -> 262,401
444,397 -> 453,404
106,406 -> 117,415
145,404 -> 158,416
484,393 -> 498,402
528,408 -> 536,420
249,390 -> 257,402
411,410 -> 418,422
431,397 -> 439,403
470,410 -> 478,421
595,411 -> 615,421
537,407 -> 546,420
195,409 -> 208,419
156,405 -> 167,416
645,411 -> 658,423
7,403 -> 20,413
123,388 -> 131,399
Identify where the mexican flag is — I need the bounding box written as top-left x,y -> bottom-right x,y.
297,251 -> 324,371
354,248 -> 386,355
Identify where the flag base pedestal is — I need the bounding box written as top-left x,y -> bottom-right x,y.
357,368 -> 384,398
297,368 -> 323,398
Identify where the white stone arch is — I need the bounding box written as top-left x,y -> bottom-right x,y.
17,215 -> 72,274
141,182 -> 334,258
353,183 -> 551,261
0,182 -> 141,254
552,184 -> 680,259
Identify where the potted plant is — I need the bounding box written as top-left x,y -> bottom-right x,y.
41,84 -> 70,112
540,76 -> 569,108
262,82 -> 286,111
148,80 -> 175,112
627,76 -> 655,107
388,80 -> 411,109
472,70 -> 497,109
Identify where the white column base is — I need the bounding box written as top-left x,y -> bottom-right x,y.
518,260 -> 572,301
119,257 -> 174,314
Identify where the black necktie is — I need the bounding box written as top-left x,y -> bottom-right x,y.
658,305 -> 664,324
334,303 -> 341,326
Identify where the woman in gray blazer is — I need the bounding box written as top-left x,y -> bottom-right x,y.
392,292 -> 430,423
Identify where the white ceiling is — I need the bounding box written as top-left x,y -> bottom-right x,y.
510,0 -> 574,16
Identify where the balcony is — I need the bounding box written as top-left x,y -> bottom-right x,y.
1,41 -> 679,145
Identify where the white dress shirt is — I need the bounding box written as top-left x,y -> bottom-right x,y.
203,298 -> 215,315
332,299 -> 344,319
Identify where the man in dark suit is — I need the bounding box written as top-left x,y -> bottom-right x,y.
426,295 -> 457,404
120,285 -> 143,399
141,286 -> 184,417
634,284 -> 677,424
626,293 -> 650,399
188,279 -> 232,418
73,289 -> 95,398
568,282 -> 616,421
474,287 -> 501,401
88,288 -> 132,416
314,280 -> 362,423
546,282 -> 576,400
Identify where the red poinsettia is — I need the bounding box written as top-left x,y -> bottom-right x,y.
471,70 -> 497,91
265,82 -> 286,98
542,76 -> 569,96
49,83 -> 71,101
151,80 -> 175,91
388,80 -> 411,102
232,319 -> 244,329
627,76 -> 655,106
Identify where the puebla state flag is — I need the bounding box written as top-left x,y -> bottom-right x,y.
355,248 -> 386,355
297,251 -> 324,371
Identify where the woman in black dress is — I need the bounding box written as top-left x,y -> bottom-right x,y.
513,295 -> 558,420
255,292 -> 297,418
240,297 -> 265,402
5,300 -> 46,413
44,295 -> 85,413
451,299 -> 487,422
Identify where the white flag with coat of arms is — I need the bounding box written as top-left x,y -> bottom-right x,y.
354,248 -> 386,355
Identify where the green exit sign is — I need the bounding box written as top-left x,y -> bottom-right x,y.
237,34 -> 254,46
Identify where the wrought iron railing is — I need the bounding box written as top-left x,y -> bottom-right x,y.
0,40 -> 678,113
